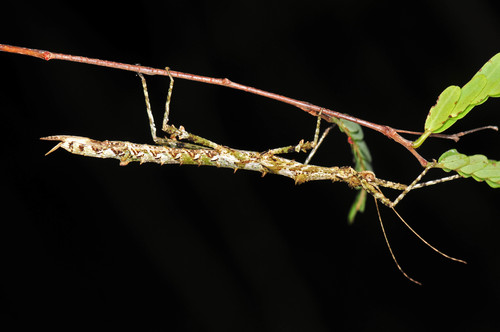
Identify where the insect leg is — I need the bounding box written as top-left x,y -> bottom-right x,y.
374,198 -> 423,285
162,67 -> 174,131
304,125 -> 334,165
390,207 -> 466,264
138,72 -> 160,143
390,162 -> 436,208
265,111 -> 335,160
410,174 -> 462,190
359,178 -> 394,207
368,172 -> 466,272
304,110 -> 332,164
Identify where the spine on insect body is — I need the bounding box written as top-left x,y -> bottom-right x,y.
40,135 -> 374,187
41,135 -> 250,168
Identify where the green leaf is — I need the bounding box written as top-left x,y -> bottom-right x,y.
437,148 -> 460,160
330,118 -> 373,223
413,86 -> 461,148
474,163 -> 500,179
438,151 -> 469,170
348,190 -> 367,224
485,180 -> 500,189
424,85 -> 461,133
413,52 -> 500,148
437,149 -> 500,188
338,118 -> 364,141
471,52 -> 500,102
432,74 -> 487,133
457,154 -> 488,176
355,140 -> 372,170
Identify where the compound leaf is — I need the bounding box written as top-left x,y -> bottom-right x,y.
432,74 -> 487,133
413,53 -> 500,148
437,149 -> 500,188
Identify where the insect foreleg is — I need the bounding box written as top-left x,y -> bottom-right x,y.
410,175 -> 462,190
304,125 -> 335,165
137,72 -> 220,150
138,72 -> 160,143
162,67 -> 174,131
390,162 -> 436,207
390,162 -> 462,208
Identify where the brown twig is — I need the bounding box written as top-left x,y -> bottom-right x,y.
3,43 -> 477,167
395,125 -> 499,142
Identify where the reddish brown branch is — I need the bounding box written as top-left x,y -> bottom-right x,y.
0,43 -> 429,166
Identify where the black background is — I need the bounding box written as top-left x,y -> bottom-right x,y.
1,1 -> 500,331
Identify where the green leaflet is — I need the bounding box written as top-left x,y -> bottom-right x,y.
336,119 -> 373,172
347,190 -> 367,223
330,118 -> 373,223
424,85 -> 461,134
437,149 -> 500,188
471,53 -> 500,101
432,75 -> 487,133
413,53 -> 500,148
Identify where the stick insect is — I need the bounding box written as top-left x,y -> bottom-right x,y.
42,69 -> 466,285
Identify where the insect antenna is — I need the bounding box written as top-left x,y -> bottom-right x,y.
390,207 -> 467,264
374,198 -> 422,285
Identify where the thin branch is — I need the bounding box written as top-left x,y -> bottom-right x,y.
0,43 -> 430,166
395,125 -> 499,142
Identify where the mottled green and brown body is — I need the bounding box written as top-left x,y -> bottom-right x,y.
41,135 -> 405,207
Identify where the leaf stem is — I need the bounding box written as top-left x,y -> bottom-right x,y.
395,125 -> 498,142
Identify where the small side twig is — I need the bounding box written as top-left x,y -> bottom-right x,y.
395,125 -> 498,142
